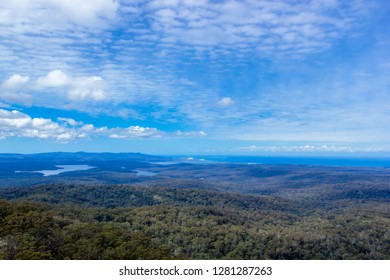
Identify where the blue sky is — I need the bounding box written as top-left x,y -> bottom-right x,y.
0,0 -> 389,155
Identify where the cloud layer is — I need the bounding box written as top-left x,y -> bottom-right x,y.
0,0 -> 389,151
0,0 -> 119,31
144,0 -> 359,56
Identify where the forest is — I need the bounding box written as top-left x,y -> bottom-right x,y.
0,184 -> 389,260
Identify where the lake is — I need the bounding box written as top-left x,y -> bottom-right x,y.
16,165 -> 95,176
134,170 -> 157,176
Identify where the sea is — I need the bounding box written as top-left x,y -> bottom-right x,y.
186,156 -> 390,168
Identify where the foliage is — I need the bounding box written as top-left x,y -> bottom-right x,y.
0,189 -> 389,260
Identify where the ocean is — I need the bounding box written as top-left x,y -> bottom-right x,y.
190,156 -> 390,168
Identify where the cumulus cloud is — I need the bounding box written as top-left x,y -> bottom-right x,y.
0,109 -> 161,140
68,76 -> 107,101
1,70 -> 109,103
2,74 -> 30,89
217,97 -> 234,107
0,70 -> 107,103
36,70 -> 69,88
34,70 -> 108,101
0,108 -> 206,141
0,109 -> 86,140
0,74 -> 32,106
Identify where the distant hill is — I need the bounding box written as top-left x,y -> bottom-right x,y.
0,152 -> 171,163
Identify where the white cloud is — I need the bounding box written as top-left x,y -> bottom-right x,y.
0,75 -> 32,106
0,1 -> 119,108
36,70 -> 69,88
108,126 -> 161,138
1,70 -> 109,104
0,108 -> 161,140
68,76 -> 107,101
81,124 -> 95,132
0,0 -> 119,31
217,97 -> 234,107
57,117 -> 83,126
0,109 -> 85,140
175,130 -> 207,137
0,108 -> 207,141
143,0 -> 364,56
0,92 -> 33,106
0,0 -> 387,150
2,74 -> 29,89
51,0 -> 119,28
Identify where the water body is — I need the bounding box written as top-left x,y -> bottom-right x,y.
188,156 -> 390,168
134,170 -> 157,176
151,158 -> 213,165
16,165 -> 95,176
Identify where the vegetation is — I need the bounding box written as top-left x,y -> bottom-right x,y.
0,185 -> 389,260
1,153 -> 389,259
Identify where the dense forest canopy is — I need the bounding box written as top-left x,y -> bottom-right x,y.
0,184 -> 389,260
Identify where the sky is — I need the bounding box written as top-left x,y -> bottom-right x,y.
0,0 -> 389,155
